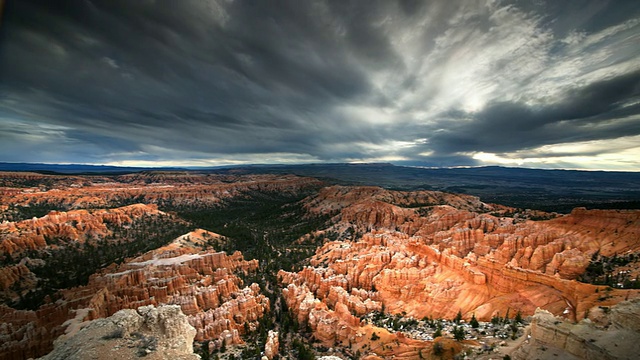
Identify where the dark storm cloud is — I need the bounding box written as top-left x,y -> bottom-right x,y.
1,0 -> 639,168
0,0 -> 374,160
429,70 -> 640,154
515,0 -> 640,36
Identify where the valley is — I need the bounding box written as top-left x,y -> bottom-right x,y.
0,170 -> 639,360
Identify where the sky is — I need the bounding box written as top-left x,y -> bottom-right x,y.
1,0 -> 639,170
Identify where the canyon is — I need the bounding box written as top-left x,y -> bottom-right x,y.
0,228 -> 269,359
279,186 -> 640,358
0,171 -> 639,359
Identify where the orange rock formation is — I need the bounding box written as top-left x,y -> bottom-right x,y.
280,186 -> 640,358
0,172 -> 321,360
0,173 -> 322,211
0,230 -> 268,360
0,204 -> 164,258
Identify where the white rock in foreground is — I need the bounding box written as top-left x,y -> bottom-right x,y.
40,305 -> 198,360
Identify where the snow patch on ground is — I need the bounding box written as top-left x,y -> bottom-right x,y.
62,308 -> 92,337
130,254 -> 203,266
106,269 -> 135,277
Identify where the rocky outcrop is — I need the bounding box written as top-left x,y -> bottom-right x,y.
0,262 -> 36,296
264,330 -> 279,359
512,299 -> 640,360
304,185 -> 495,217
39,305 -> 199,360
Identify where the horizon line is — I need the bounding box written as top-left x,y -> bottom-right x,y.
0,161 -> 639,173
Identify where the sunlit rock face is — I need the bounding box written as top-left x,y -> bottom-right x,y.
264,330 -> 279,359
281,186 -> 640,358
0,204 -> 164,257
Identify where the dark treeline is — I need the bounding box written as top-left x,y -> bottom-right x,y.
579,252 -> 640,289
174,191 -> 329,359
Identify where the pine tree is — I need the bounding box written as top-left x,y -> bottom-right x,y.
433,324 -> 442,338
491,312 -> 501,325
454,310 -> 462,324
433,342 -> 444,356
503,308 -> 510,324
453,326 -> 465,341
470,314 -> 479,328
514,310 -> 523,324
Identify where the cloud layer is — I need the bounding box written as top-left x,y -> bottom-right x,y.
1,0 -> 639,169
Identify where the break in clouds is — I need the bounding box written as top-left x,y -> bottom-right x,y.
1,0 -> 639,170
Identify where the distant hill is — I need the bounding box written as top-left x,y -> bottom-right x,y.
213,163 -> 640,213
0,162 -> 181,174
1,162 -> 639,212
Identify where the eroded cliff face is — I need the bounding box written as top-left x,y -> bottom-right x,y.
511,299 -> 640,360
0,173 -> 322,211
304,185 -> 493,217
0,230 -> 268,360
0,204 -> 164,258
280,186 -> 640,358
0,203 -> 189,307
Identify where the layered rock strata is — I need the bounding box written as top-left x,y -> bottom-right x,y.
281,186 -> 640,358
0,173 -> 321,211
0,204 -> 164,258
0,230 -> 268,360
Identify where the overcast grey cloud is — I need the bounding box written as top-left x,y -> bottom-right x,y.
1,0 -> 639,169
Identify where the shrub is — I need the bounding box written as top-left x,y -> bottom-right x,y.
433,342 -> 444,356
102,328 -> 124,340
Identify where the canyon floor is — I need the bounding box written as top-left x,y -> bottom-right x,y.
1,170 -> 639,360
